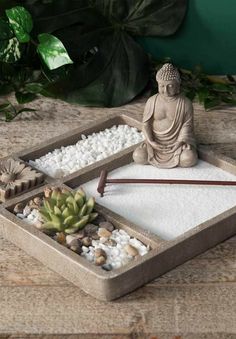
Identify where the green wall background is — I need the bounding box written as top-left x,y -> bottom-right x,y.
138,0 -> 236,74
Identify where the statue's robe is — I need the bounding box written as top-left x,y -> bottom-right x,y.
143,94 -> 196,168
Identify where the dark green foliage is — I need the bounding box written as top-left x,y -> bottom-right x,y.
0,0 -> 188,117
150,61 -> 236,111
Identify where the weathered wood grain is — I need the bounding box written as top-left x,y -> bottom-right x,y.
1,94 -> 236,159
0,284 -> 235,335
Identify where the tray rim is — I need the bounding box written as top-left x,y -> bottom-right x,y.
0,113 -> 236,300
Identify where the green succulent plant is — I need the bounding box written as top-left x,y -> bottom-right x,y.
39,187 -> 98,234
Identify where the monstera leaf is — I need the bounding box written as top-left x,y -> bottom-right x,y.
24,0 -> 188,106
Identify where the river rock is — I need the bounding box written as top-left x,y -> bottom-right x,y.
66,234 -> 78,246
95,256 -> 106,266
84,223 -> 98,235
124,244 -> 139,257
74,230 -> 85,239
102,263 -> 113,271
82,237 -> 92,247
98,227 -> 112,238
33,196 -> 42,206
55,232 -> 66,244
95,248 -> 107,259
99,221 -> 114,232
70,243 -> 82,254
13,203 -> 24,214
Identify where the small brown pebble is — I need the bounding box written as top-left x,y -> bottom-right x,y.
91,233 -> 100,240
84,223 -> 98,235
98,228 -> 112,238
95,256 -> 106,266
13,203 -> 24,214
33,197 -> 42,206
55,232 -> 66,244
70,244 -> 82,254
44,187 -> 52,198
66,235 -> 77,246
95,248 -> 107,258
28,199 -> 34,207
92,214 -> 106,225
124,244 -> 139,257
28,203 -> 39,210
82,236 -> 92,247
99,221 -> 114,232
105,239 -> 117,247
74,230 -> 85,239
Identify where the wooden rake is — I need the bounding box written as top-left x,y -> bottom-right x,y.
97,169 -> 236,197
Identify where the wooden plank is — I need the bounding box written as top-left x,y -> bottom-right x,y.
0,285 -> 235,334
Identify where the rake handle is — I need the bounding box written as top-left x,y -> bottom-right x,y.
106,178 -> 236,185
97,170 -> 236,197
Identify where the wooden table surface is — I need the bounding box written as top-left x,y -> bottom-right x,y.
0,95 -> 236,338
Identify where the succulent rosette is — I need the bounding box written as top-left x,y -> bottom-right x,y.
39,187 -> 98,234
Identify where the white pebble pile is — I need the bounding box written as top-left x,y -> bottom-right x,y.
29,125 -> 144,178
81,229 -> 150,270
16,207 -> 42,225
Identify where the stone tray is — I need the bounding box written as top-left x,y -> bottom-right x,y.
0,114 -> 236,301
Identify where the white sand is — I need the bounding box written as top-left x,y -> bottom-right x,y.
82,161 -> 236,240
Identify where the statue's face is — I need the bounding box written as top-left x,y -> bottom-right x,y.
158,80 -> 180,98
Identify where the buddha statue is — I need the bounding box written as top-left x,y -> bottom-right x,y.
133,63 -> 198,168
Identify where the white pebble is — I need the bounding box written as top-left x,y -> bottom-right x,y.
30,125 -> 144,178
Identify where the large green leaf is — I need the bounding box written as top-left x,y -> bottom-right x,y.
24,0 -> 92,33
6,6 -> 33,43
37,33 -> 73,70
0,18 -> 21,62
19,0 -> 188,107
45,31 -> 149,106
92,0 -> 188,36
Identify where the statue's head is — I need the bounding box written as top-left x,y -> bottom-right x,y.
156,63 -> 181,98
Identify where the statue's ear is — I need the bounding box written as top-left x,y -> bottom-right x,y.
143,95 -> 157,123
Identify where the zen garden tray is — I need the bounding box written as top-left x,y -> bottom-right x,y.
0,114 -> 236,301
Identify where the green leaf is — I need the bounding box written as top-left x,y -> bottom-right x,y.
197,88 -> 210,104
185,89 -> 196,101
37,33 -> 73,70
46,31 -> 149,106
204,98 -> 221,110
6,6 -> 33,43
0,101 -> 16,121
211,83 -> 231,92
15,91 -> 37,104
24,82 -> 44,93
0,100 -> 36,121
93,0 -> 188,36
221,97 -> 236,105
0,18 -> 21,62
21,0 -> 187,106
26,2 -> 94,34
0,103 -> 12,111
